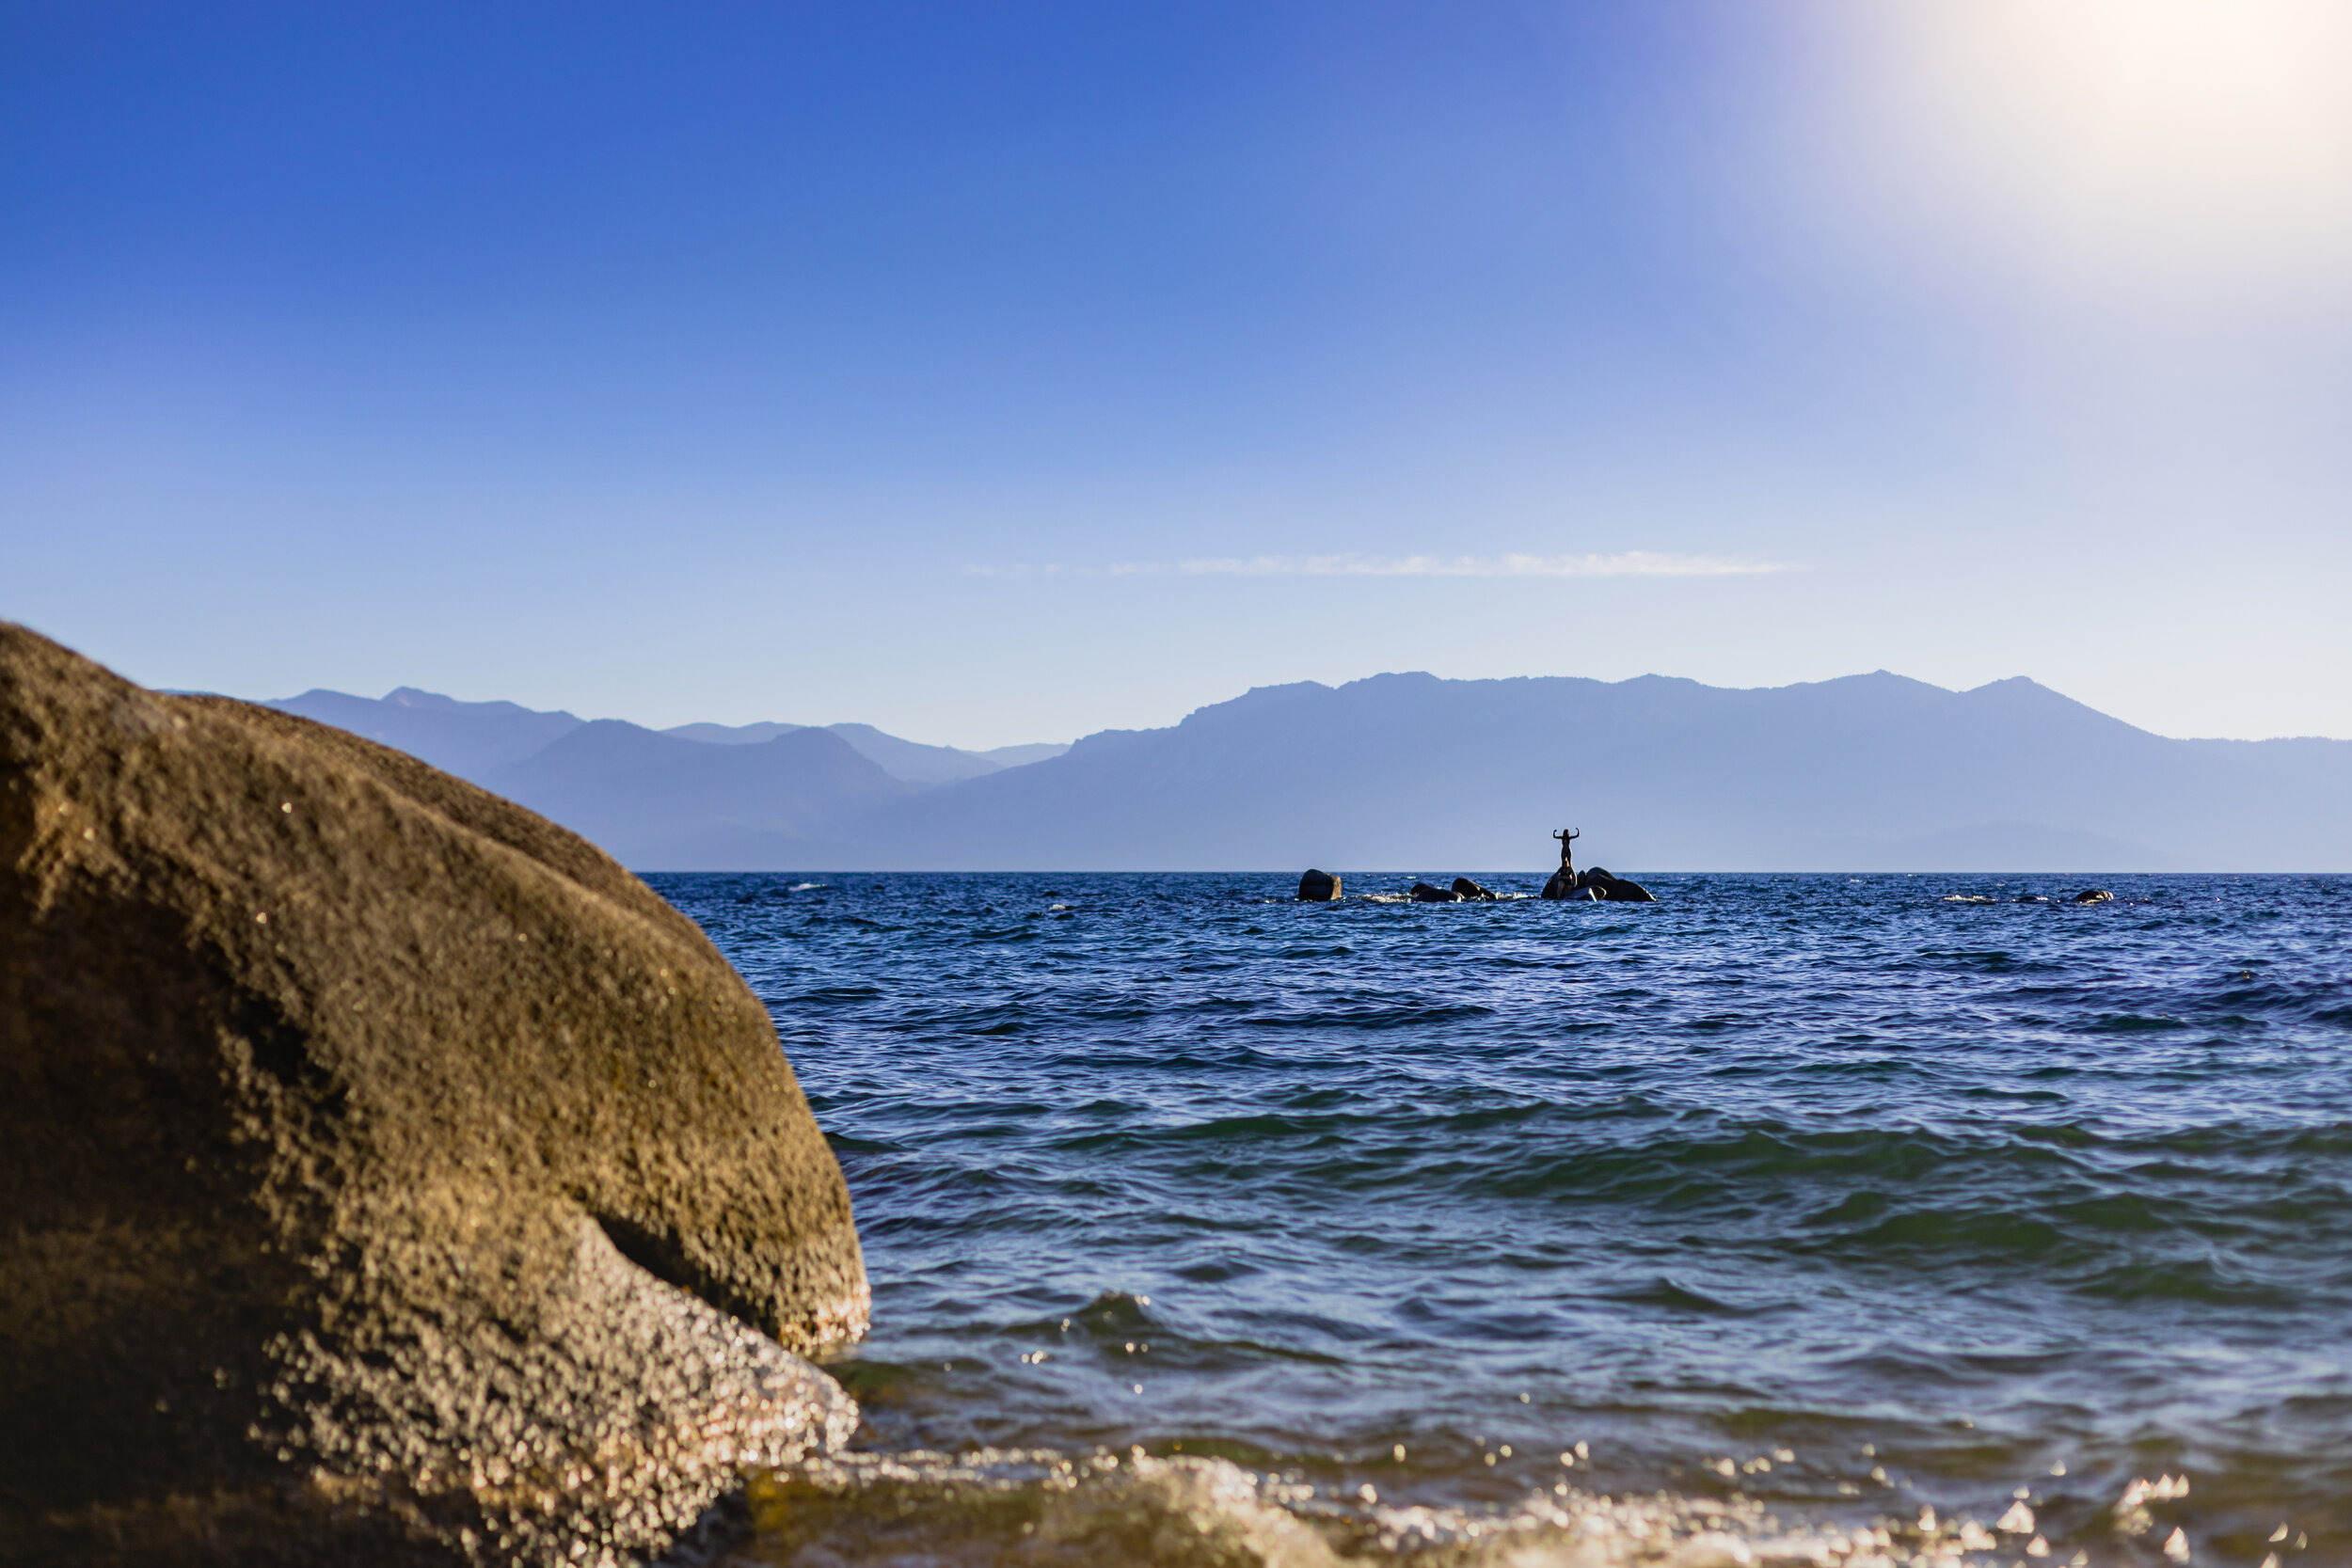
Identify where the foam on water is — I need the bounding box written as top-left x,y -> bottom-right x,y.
711,1447 -> 1905,1566
655,872 -> 2352,1563
701,1443 -> 2195,1566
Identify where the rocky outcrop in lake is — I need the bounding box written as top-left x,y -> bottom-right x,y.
1581,867 -> 1658,903
0,625 -> 866,1567
1541,866 -> 1658,903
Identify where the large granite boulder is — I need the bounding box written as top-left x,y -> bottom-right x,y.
1295,868 -> 1341,901
0,625 -> 866,1567
1408,880 -> 1460,902
1449,878 -> 1495,901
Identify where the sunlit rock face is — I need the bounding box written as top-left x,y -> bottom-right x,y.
0,623 -> 866,1567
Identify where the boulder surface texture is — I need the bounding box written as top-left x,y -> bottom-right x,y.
0,625 -> 867,1567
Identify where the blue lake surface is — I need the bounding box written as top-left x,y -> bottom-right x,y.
652,872 -> 2352,1563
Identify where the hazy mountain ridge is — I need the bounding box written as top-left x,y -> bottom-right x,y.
480,721 -> 910,870
656,720 -> 1035,784
264,689 -> 1068,787
268,686 -> 587,778
827,670 -> 2352,871
660,721 -> 805,746
263,673 -> 2352,872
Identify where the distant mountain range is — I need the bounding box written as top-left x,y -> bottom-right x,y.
262,673 -> 2352,872
268,687 -> 1069,784
261,687 -> 1071,866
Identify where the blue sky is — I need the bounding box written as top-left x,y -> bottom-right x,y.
7,1 -> 2348,746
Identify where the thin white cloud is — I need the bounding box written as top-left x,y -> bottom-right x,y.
1137,551 -> 1787,578
961,562 -> 1074,578
965,551 -> 1790,579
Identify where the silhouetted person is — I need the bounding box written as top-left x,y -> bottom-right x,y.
1541,828 -> 1581,899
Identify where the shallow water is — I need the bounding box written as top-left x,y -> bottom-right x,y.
651,872 -> 2352,1565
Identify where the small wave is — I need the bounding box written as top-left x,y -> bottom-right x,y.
1597,1275 -> 1777,1319
729,1446 -> 1918,1565
965,926 -> 1042,944
1252,1004 -> 1498,1032
781,985 -> 885,1005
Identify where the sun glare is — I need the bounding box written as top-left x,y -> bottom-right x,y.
1816,0 -> 2352,308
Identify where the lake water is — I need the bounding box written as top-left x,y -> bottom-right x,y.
650,872 -> 2352,1566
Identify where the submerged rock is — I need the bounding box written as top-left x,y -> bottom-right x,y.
0,625 -> 866,1567
1409,880 -> 1460,902
1296,868 -> 1342,901
1450,877 -> 1496,901
2073,888 -> 2116,904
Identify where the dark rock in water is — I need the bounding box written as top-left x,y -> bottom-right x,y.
1450,877 -> 1495,900
1409,880 -> 1460,902
1543,857 -> 1653,903
2073,887 -> 2116,904
1578,866 -> 1659,904
1296,868 -> 1342,901
0,625 -> 866,1567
